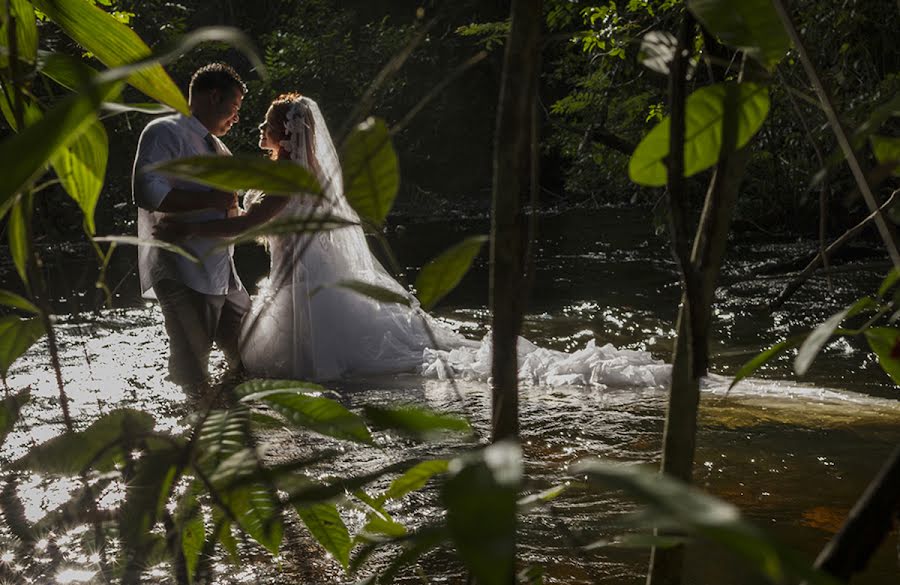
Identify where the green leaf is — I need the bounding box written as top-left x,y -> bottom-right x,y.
0,290 -> 39,313
222,211 -> 354,247
240,388 -> 373,444
175,486 -> 205,583
341,117 -> 399,227
119,447 -> 179,564
0,0 -> 38,66
729,334 -> 807,390
415,236 -> 487,311
17,409 -> 155,474
574,460 -> 842,585
363,404 -> 470,441
28,0 -> 188,113
195,407 -> 250,472
220,481 -> 283,555
442,441 -> 521,585
50,119 -> 107,234
795,297 -> 875,376
870,135 -> 900,176
100,101 -> 174,116
8,196 -> 31,286
584,533 -> 689,550
864,327 -> 900,385
326,280 -> 412,307
629,82 -> 770,187
152,155 -> 322,196
517,483 -> 570,513
878,268 -> 900,298
0,388 -> 30,448
688,0 -> 791,68
0,80 -> 121,210
0,314 -> 44,379
295,502 -> 352,569
382,459 -> 449,502
38,51 -> 99,91
212,507 -> 240,566
92,235 -> 199,263
235,378 -> 327,398
361,512 -> 407,539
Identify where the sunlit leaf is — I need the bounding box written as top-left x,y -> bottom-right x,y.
342,117 -> 398,227
38,51 -> 99,91
0,314 -> 44,379
0,290 -> 39,313
629,83 -> 770,187
795,297 -> 875,376
326,280 -> 411,307
870,135 -> 900,176
364,404 -> 470,441
51,119 -> 107,234
0,0 -> 38,67
729,334 -> 807,390
415,235 -> 487,311
235,378 -> 326,398
92,235 -> 199,263
220,482 -> 283,555
0,80 -> 121,210
223,211 -> 354,247
175,486 -> 205,583
119,446 -> 179,567
28,0 -> 188,112
16,409 -> 155,474
152,155 -> 322,196
361,512 -> 407,539
296,502 -> 352,568
8,196 -> 31,286
443,441 -> 521,585
0,388 -> 30,448
195,407 -> 250,472
382,459 -> 449,502
100,101 -> 174,116
583,533 -> 688,550
864,327 -> 900,385
240,388 -> 373,444
688,0 -> 791,68
574,460 -> 841,585
213,508 -> 240,567
517,483 -> 570,513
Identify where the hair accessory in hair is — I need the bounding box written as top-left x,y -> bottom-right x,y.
279,98 -> 311,162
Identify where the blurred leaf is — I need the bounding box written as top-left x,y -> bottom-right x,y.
28,0 -> 188,112
235,378 -> 326,398
870,135 -> 900,176
864,327 -> 900,385
630,82 -> 770,187
0,290 -> 38,314
51,119 -> 107,234
296,502 -> 352,569
574,460 -> 841,585
372,526 -> 450,585
92,235 -> 199,262
175,487 -> 205,583
241,388 -> 373,444
364,404 -> 470,441
361,512 -> 407,539
584,533 -> 688,550
152,155 -> 321,196
415,236 -> 487,311
223,211 -> 354,247
326,280 -> 411,307
100,101 -> 174,116
119,447 -> 179,567
8,196 -> 31,286
0,388 -> 30,447
638,31 -> 678,76
518,483 -> 570,513
195,407 -> 250,472
878,268 -> 900,298
342,117 -> 398,227
17,409 -> 154,474
0,315 -> 44,379
286,459 -> 419,506
0,0 -> 38,66
38,51 -> 99,90
383,459 -> 449,502
213,508 -> 240,566
442,441 -> 521,585
220,482 -> 282,555
729,334 -> 807,390
688,0 -> 790,68
0,80 -> 121,210
795,297 -> 874,376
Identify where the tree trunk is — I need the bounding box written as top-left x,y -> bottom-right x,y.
490,0 -> 542,444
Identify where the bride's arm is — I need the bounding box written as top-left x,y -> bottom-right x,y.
155,196 -> 289,240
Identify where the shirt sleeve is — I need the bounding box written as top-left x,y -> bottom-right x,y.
133,123 -> 180,211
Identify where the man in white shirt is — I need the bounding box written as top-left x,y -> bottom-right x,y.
132,63 -> 250,389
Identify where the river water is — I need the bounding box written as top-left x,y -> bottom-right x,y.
2,208 -> 899,584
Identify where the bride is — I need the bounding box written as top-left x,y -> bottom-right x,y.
157,93 -> 670,388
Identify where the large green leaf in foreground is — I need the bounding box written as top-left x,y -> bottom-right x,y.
0,0 -> 38,66
51,119 -> 108,234
342,117 -> 399,227
29,0 -> 187,113
153,155 -> 322,196
0,315 -> 44,379
415,235 -> 487,311
629,82 -> 770,187
688,0 -> 791,69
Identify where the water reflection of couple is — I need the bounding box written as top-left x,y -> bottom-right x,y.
135,63 -> 669,392
135,63 -> 463,389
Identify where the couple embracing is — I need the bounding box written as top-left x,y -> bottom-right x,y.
133,63 -> 461,391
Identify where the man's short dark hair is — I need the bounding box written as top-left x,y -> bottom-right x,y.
189,63 -> 247,99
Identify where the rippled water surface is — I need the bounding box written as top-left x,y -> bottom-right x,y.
2,209 -> 899,584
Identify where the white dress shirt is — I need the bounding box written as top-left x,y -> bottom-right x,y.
132,114 -> 243,298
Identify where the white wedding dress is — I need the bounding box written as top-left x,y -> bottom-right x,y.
238,97 -> 671,388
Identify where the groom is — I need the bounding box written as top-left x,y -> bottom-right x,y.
132,62 -> 250,389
